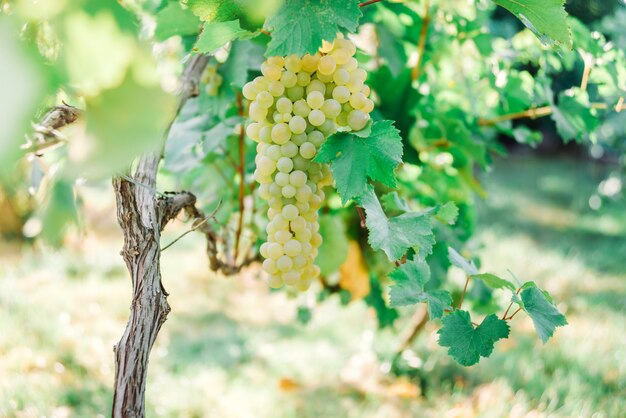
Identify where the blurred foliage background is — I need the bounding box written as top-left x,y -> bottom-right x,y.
1,0 -> 625,416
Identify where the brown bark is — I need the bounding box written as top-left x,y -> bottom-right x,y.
112,155 -> 198,417
110,54 -> 210,418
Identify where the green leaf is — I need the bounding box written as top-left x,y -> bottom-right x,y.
552,88 -> 600,143
436,202 -> 459,225
194,20 -> 252,54
220,40 -> 264,88
264,0 -> 361,56
493,0 -> 572,49
40,179 -> 80,246
448,247 -> 479,276
186,0 -> 241,23
315,120 -> 403,203
0,20 -> 53,179
358,187 -> 433,262
471,273 -> 516,291
438,311 -> 510,366
79,72 -> 177,178
364,276 -> 399,328
388,257 -> 452,319
520,286 -> 567,343
155,1 -> 202,41
317,214 -> 349,276
381,191 -> 411,213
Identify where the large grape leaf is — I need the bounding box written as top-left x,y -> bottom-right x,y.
438,310 -> 510,366
315,120 -> 403,204
520,285 -> 567,343
388,257 -> 452,319
358,187 -> 433,262
80,73 -> 177,178
493,0 -> 572,49
264,0 -> 362,56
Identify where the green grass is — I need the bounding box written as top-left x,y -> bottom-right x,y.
0,155 -> 624,417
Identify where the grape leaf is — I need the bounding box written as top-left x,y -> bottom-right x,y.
381,191 -> 411,213
552,88 -> 600,143
388,257 -> 452,319
438,310 -> 510,366
220,40 -> 265,89
194,20 -> 253,54
520,285 -> 567,343
186,0 -> 240,23
358,187 -> 433,262
448,247 -> 479,276
315,120 -> 403,204
155,1 -> 202,41
493,0 -> 572,49
80,72 -> 177,178
471,273 -> 516,291
436,202 -> 459,225
40,179 -> 80,246
264,0 -> 362,57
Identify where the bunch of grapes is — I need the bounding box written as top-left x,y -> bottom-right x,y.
201,63 -> 223,96
243,34 -> 374,290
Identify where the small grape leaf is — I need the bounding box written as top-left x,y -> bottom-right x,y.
388,257 -> 452,319
520,285 -> 567,343
436,202 -> 459,225
314,120 -> 403,204
264,0 -> 361,57
155,1 -> 202,41
438,310 -> 510,366
552,88 -> 600,143
471,273 -> 516,291
357,187 -> 433,262
493,0 -> 572,49
448,247 -> 479,276
381,191 -> 411,213
194,20 -> 254,54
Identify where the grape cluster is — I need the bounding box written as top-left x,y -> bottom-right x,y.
201,63 -> 223,96
244,34 -> 373,290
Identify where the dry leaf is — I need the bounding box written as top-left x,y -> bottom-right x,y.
339,241 -> 370,300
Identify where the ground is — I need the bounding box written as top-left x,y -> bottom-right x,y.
1,155 -> 624,418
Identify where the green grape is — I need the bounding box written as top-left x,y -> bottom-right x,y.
306,91 -> 325,109
244,35 -> 374,290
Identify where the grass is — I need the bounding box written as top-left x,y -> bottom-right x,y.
0,155 -> 624,417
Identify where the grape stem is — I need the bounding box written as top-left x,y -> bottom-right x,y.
457,275 -> 470,309
356,206 -> 367,228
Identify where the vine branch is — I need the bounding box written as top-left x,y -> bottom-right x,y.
477,100 -> 624,126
